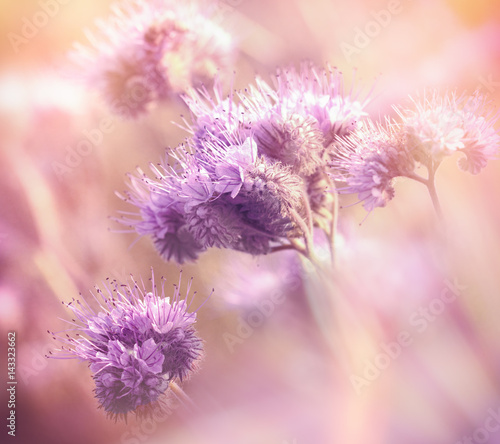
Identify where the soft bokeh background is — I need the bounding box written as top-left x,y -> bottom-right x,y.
1,0 -> 500,443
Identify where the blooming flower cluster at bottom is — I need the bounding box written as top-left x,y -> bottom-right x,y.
49,273 -> 204,418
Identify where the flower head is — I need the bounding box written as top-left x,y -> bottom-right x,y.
396,90 -> 500,173
118,130 -> 308,260
184,63 -> 369,155
182,83 -> 254,152
259,64 -> 370,145
458,93 -> 500,174
235,157 -> 304,236
70,0 -> 234,118
253,112 -> 326,176
186,198 -> 245,248
91,339 -> 169,416
332,120 -> 415,212
48,271 -> 206,419
117,150 -> 207,264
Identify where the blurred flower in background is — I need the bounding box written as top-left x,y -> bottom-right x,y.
69,0 -> 235,118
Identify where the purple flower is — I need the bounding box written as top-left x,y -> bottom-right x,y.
48,271 -> 205,419
235,158 -> 304,234
117,64 -> 371,261
252,112 -> 326,176
211,136 -> 259,198
184,63 -> 369,155
332,120 -> 415,212
193,134 -> 305,244
186,198 -> 245,248
117,155 -> 207,264
118,132 -> 308,260
243,63 -> 370,146
69,0 -> 234,118
182,83 -> 254,151
183,64 -> 369,181
91,339 -> 168,416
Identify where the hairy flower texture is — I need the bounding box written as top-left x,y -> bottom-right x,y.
117,150 -> 207,264
200,133 -> 258,195
184,63 -> 369,164
457,94 -> 500,174
198,133 -> 304,235
396,90 -> 500,172
253,112 -> 326,176
333,120 -> 415,212
239,158 -> 304,221
118,130 -> 310,260
178,65 -> 367,236
186,198 -> 244,248
226,158 -> 305,252
69,0 -> 234,118
118,65 -> 370,260
190,135 -> 305,252
48,272 -> 205,419
249,63 -> 370,146
182,83 -> 254,154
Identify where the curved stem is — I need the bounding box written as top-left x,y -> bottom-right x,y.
289,238 -> 308,256
329,183 -> 339,268
290,208 -> 314,256
269,244 -> 296,253
301,187 -> 314,235
426,166 -> 443,220
405,168 -> 443,220
404,171 -> 429,185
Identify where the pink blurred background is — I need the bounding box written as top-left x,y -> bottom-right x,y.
1,0 -> 500,443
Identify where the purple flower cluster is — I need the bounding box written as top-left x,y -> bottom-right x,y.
49,272 -> 204,418
70,0 -> 234,118
119,64 -> 369,262
332,120 -> 415,212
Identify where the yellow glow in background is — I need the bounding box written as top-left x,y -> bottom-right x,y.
1,1 -> 500,443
